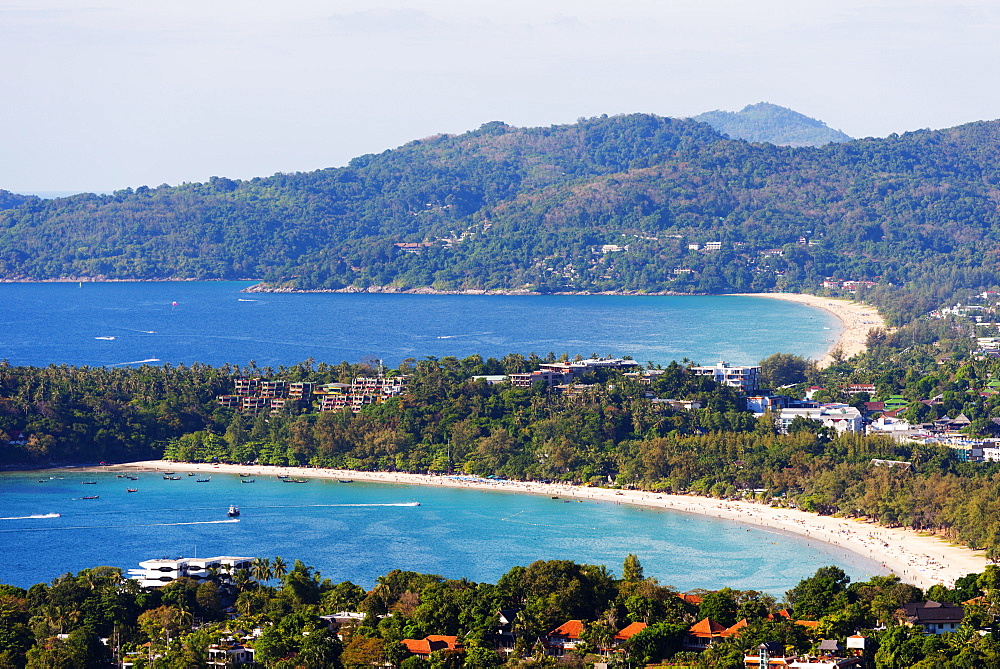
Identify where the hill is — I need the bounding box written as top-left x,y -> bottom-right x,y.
693,102 -> 854,146
1,112 -> 999,321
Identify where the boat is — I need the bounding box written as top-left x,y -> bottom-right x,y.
551,496 -> 560,499
196,477 -> 212,483
37,479 -> 46,483
238,472 -> 252,477
81,495 -> 99,500
228,505 -> 240,517
82,481 -> 97,485
126,488 -> 138,493
168,476 -> 181,480
276,474 -> 289,479
338,479 -> 354,483
116,474 -> 126,478
187,472 -> 195,476
94,336 -> 115,340
240,479 -> 255,483
127,476 -> 138,481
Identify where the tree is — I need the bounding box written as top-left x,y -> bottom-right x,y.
759,353 -> 814,388
622,554 -> 644,583
785,566 -> 850,620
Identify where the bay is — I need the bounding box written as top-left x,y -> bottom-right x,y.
0,471 -> 884,593
0,281 -> 840,368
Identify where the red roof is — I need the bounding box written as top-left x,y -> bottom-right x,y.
679,592 -> 704,605
614,622 -> 647,641
688,618 -> 728,638
401,636 -> 460,655
722,619 -> 747,637
550,620 -> 585,639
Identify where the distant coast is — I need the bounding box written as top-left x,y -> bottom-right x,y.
97,460 -> 986,589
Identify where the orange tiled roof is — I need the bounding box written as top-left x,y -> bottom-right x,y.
425,635 -> 461,650
614,622 -> 647,641
795,620 -> 820,629
688,618 -> 728,638
722,618 -> 748,637
679,592 -> 705,605
550,620 -> 585,639
402,639 -> 433,655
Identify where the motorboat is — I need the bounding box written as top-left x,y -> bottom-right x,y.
228,505 -> 240,517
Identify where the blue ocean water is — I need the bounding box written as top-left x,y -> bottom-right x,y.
0,282 -> 841,368
0,471 -> 884,593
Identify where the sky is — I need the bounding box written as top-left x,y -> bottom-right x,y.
2,0 -> 999,193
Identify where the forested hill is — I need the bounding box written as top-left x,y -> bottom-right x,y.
693,102 -> 854,146
2,113 -> 1000,319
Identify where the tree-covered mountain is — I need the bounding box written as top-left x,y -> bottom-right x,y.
693,102 -> 854,146
1,112 -> 999,320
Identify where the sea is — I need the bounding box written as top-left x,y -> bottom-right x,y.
0,281 -> 841,368
0,471 -> 885,593
0,281 -> 873,593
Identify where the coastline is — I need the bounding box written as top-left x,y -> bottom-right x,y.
94,460 -> 986,590
728,293 -> 887,367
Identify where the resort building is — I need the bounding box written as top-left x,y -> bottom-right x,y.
691,361 -> 761,394
902,601 -> 965,634
777,405 -> 863,434
127,556 -> 254,588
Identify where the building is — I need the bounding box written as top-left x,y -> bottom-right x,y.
902,601 -> 965,634
128,556 -> 254,588
546,620 -> 585,655
401,635 -> 462,657
778,405 -> 863,434
691,361 -> 761,394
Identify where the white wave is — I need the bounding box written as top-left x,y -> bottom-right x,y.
0,513 -> 60,520
237,299 -> 257,302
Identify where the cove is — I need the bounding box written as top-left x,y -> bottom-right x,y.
0,471 -> 885,593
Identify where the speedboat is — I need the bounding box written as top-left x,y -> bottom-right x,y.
126,488 -> 138,493
228,505 -> 240,517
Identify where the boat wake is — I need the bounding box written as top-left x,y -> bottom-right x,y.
110,358 -> 161,366
94,336 -> 115,341
237,298 -> 257,302
0,513 -> 60,520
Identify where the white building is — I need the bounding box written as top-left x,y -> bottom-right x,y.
128,556 -> 254,588
778,405 -> 863,434
690,361 -> 760,394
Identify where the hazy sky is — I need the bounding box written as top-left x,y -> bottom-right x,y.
2,0 -> 998,192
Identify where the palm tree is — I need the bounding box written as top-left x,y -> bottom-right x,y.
251,557 -> 271,583
271,556 -> 288,581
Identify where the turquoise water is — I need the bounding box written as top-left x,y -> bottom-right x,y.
0,282 -> 840,368
0,471 -> 885,593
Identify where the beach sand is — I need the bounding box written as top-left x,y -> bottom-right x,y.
100,460 -> 987,590
729,293 -> 887,367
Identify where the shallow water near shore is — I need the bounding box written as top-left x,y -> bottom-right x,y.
0,471 -> 885,593
0,281 -> 840,367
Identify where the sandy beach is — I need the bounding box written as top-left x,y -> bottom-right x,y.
730,293 -> 887,367
100,460 -> 987,590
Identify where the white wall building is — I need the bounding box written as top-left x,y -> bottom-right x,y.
128,556 -> 254,588
690,361 -> 760,394
778,405 -> 863,434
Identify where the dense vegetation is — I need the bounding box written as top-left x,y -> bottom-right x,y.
693,102 -> 854,147
2,556 -> 998,668
2,112 -> 1000,323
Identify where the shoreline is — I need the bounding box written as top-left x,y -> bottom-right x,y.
85,460 -> 986,590
728,293 -> 887,367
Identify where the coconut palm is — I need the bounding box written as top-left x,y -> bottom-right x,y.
271,556 -> 288,581
251,557 -> 272,583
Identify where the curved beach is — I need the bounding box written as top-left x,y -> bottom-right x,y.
730,293 -> 887,367
107,461 -> 987,590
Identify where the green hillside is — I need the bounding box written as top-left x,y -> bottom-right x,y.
1,112 -> 999,320
694,102 -> 854,146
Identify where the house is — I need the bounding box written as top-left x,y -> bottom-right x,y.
207,640 -> 255,666
613,622 -> 647,645
496,608 -> 521,649
691,361 -> 761,394
401,635 -> 462,657
683,618 -> 728,651
846,384 -> 876,395
902,601 -> 965,634
743,640 -> 863,668
546,620 -> 585,655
